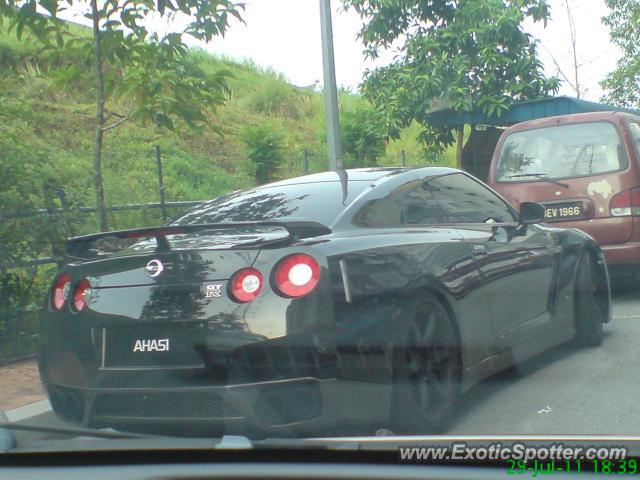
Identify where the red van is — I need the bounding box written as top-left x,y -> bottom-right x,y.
488,111 -> 640,287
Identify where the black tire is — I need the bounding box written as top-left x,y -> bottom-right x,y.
574,252 -> 607,347
390,294 -> 460,433
609,270 -> 639,293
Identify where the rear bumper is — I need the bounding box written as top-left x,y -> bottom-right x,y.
601,241 -> 640,266
548,217 -> 640,266
43,377 -> 391,436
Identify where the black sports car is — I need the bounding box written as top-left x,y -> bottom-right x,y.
38,167 -> 610,436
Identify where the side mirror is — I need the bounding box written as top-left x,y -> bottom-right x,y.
519,202 -> 546,225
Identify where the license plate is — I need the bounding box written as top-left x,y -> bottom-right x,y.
100,326 -> 203,368
543,202 -> 584,221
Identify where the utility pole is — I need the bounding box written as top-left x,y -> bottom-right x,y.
319,0 -> 342,170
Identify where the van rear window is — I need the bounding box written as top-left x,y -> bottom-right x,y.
627,122 -> 640,156
495,122 -> 627,182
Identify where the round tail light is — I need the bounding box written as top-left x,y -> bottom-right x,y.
72,279 -> 92,311
273,254 -> 320,298
229,268 -> 263,303
51,273 -> 71,310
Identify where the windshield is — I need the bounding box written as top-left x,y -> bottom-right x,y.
3,0 -> 640,470
495,122 -> 628,182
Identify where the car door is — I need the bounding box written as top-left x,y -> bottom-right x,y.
428,173 -> 555,348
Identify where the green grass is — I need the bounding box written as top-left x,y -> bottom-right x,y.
0,31 -> 462,234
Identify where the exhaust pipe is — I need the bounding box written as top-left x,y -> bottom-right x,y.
255,385 -> 322,425
50,388 -> 84,422
289,386 -> 321,421
255,390 -> 286,425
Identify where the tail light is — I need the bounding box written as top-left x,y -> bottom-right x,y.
51,273 -> 71,310
610,187 -> 640,216
229,268 -> 263,303
273,254 -> 320,298
72,279 -> 92,311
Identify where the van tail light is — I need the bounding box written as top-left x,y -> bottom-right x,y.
51,273 -> 71,310
610,187 -> 640,216
229,268 -> 263,303
72,279 -> 92,311
273,254 -> 320,298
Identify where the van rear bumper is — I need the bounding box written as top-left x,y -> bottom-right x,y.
601,241 -> 640,265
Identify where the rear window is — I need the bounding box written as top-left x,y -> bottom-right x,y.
170,181 -> 369,226
627,122 -> 640,157
495,121 -> 628,182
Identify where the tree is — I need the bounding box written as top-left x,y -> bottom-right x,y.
0,0 -> 244,231
342,0 -> 559,162
341,101 -> 387,168
240,122 -> 285,185
601,0 -> 640,107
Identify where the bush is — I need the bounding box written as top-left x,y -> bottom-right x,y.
341,101 -> 388,168
239,122 -> 286,184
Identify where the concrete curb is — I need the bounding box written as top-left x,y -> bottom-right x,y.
0,353 -> 37,367
6,399 -> 51,422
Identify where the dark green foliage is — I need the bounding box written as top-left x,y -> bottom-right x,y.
341,101 -> 388,168
601,0 -> 640,107
0,0 -> 245,231
240,122 -> 286,184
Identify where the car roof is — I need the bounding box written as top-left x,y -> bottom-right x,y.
257,167 -> 461,189
504,111 -> 640,134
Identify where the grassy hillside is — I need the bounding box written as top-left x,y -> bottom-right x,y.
1,31 -> 453,222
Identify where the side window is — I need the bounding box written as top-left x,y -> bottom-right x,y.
429,173 -> 517,224
356,179 -> 449,226
401,183 -> 449,225
628,122 -> 640,156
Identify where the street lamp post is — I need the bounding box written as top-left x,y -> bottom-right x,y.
319,0 -> 342,170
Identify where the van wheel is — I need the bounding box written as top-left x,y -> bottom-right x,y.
609,270 -> 639,293
574,253 -> 607,347
390,294 -> 460,433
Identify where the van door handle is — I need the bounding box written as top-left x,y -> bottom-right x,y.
471,244 -> 487,252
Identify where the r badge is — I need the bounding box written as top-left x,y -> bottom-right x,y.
205,284 -> 223,298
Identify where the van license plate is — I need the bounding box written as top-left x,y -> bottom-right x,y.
543,202 -> 584,221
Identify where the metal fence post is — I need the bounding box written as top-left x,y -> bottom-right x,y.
155,146 -> 167,221
401,149 -> 406,166
304,149 -> 309,173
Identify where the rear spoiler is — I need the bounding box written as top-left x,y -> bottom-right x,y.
65,221 -> 331,260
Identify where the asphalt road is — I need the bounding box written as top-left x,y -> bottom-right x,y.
450,290 -> 640,436
9,291 -> 640,446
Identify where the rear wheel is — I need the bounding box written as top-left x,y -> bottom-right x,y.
574,252 -> 607,347
390,294 -> 460,433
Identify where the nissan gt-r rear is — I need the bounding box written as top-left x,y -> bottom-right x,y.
38,167 -> 610,437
